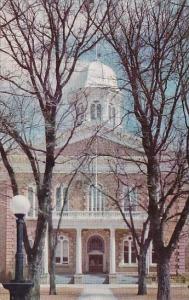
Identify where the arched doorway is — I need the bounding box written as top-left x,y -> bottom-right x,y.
87,235 -> 105,273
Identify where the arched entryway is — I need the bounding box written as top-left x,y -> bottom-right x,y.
87,235 -> 105,273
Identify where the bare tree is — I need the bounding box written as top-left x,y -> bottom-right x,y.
99,1 -> 189,299
0,0 -> 107,299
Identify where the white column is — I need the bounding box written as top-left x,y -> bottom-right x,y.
76,228 -> 82,274
110,228 -> 116,274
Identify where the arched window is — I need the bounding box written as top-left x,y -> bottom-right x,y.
55,185 -> 69,212
89,184 -> 104,211
27,186 -> 37,218
90,102 -> 102,121
123,186 -> 138,212
87,235 -> 104,253
55,236 -> 69,264
123,237 -> 137,264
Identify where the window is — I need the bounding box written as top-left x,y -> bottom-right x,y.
151,244 -> 158,264
89,184 -> 104,211
123,187 -> 138,211
76,102 -> 85,126
124,241 -> 129,263
55,237 -> 69,264
123,237 -> 137,264
87,235 -> 104,253
27,186 -> 37,217
90,102 -> 102,121
55,185 -> 69,212
109,105 -> 116,126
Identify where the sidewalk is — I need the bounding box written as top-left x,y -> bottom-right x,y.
78,286 -> 116,300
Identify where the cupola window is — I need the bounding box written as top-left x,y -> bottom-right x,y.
109,105 -> 116,126
90,102 -> 102,121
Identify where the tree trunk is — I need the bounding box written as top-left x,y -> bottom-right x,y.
157,256 -> 171,300
138,248 -> 147,295
48,211 -> 56,295
49,254 -> 56,295
26,259 -> 41,300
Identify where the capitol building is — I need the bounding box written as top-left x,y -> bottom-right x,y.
0,60 -> 188,284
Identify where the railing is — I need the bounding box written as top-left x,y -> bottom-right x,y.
53,210 -> 146,219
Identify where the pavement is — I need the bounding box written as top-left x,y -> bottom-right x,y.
78,286 -> 117,300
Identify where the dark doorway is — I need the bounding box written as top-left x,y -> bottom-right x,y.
89,254 -> 103,273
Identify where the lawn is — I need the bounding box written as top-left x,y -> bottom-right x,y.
0,287 -> 83,300
112,286 -> 189,300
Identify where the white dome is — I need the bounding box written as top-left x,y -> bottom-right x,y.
85,61 -> 118,89
67,60 -> 118,92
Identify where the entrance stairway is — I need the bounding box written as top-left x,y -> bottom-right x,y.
55,274 -> 138,284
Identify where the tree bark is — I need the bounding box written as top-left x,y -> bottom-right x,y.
157,256 -> 171,300
26,259 -> 41,300
138,248 -> 147,295
48,211 -> 56,295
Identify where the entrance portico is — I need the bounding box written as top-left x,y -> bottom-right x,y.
74,228 -> 116,283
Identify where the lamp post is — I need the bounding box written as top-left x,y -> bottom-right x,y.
3,195 -> 33,300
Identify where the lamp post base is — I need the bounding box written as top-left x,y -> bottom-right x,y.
3,280 -> 33,300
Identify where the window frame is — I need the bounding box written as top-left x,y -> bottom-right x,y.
88,184 -> 104,212
108,104 -> 116,126
55,184 -> 69,213
122,236 -> 137,265
122,186 -> 138,212
90,102 -> 102,122
55,236 -> 69,265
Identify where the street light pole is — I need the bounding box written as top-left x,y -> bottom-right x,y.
15,214 -> 25,282
3,195 -> 33,300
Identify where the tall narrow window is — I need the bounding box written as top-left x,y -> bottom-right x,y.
76,102 -> 85,126
91,103 -> 96,120
124,241 -> 129,263
109,105 -> 116,126
123,237 -> 137,264
63,187 -> 69,211
62,240 -> 69,263
152,244 -> 157,264
56,185 -> 69,212
56,240 -> 61,263
123,187 -> 137,211
55,237 -> 69,264
28,187 -> 35,217
89,184 -> 104,211
97,103 -> 102,121
56,185 -> 62,212
90,102 -> 102,121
